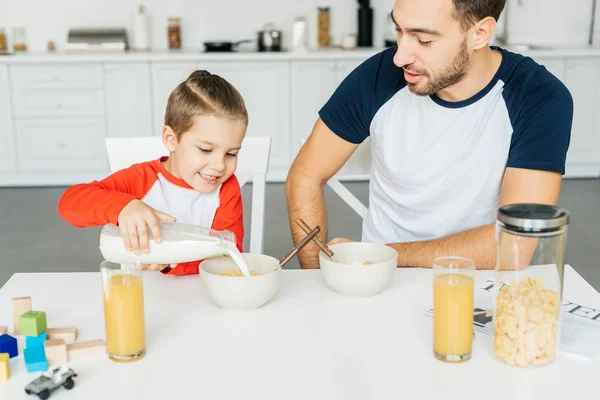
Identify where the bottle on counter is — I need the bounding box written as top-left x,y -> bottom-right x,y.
318,7 -> 331,48
357,0 -> 373,47
0,28 -> 7,53
132,4 -> 151,51
168,17 -> 181,49
12,26 -> 27,52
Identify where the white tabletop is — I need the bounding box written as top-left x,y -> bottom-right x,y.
0,266 -> 599,400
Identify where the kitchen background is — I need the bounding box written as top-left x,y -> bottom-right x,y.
0,0 -> 598,288
0,0 -> 599,52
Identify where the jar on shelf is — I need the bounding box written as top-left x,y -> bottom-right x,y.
12,26 -> 28,52
318,7 -> 331,48
0,27 -> 8,52
493,204 -> 570,367
168,17 -> 181,49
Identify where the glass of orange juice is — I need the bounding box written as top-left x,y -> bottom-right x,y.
101,261 -> 146,362
433,256 -> 475,363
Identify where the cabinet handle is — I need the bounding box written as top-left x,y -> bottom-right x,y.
58,142 -> 67,150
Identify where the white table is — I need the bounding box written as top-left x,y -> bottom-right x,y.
1,266 -> 599,400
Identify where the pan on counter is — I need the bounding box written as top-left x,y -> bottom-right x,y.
203,39 -> 253,52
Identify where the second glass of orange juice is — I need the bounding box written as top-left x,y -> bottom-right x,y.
101,261 -> 146,362
433,256 -> 475,363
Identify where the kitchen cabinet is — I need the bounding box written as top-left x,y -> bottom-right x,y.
564,58 -> 600,165
0,50 -> 598,186
15,118 -> 107,171
0,65 -> 16,172
290,61 -> 338,154
198,61 -> 291,170
150,62 -> 196,135
105,63 -> 153,138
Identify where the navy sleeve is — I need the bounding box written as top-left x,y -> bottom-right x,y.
318,47 -> 404,144
505,68 -> 573,175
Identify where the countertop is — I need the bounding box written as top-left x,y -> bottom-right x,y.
2,45 -> 600,64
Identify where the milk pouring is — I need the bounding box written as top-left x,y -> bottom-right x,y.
99,222 -> 237,265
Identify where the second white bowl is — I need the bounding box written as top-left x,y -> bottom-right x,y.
320,242 -> 398,298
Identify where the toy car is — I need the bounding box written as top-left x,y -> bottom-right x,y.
25,365 -> 77,399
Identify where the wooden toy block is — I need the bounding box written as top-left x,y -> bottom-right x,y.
67,339 -> 106,362
24,347 -> 48,373
12,296 -> 32,335
0,334 -> 18,358
44,339 -> 67,367
19,311 -> 47,337
0,326 -> 7,335
0,353 -> 9,382
46,328 -> 78,344
25,332 -> 47,349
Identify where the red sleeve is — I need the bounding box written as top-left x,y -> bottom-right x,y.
163,175 -> 244,276
57,162 -> 159,227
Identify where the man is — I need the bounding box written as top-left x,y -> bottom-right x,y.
286,0 -> 573,269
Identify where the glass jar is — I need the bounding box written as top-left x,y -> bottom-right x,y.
167,17 -> 181,49
318,7 -> 331,48
493,204 -> 570,367
12,26 -> 27,52
0,28 -> 7,52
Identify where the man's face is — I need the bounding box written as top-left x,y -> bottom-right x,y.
392,0 -> 473,96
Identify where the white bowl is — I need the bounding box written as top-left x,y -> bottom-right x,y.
319,242 -> 398,298
200,253 -> 281,311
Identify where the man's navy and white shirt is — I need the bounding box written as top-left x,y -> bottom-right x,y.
319,46 -> 573,244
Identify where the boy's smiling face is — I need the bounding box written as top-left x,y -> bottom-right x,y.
162,115 -> 246,193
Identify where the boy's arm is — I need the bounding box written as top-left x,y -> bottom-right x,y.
162,175 -> 243,276
58,164 -> 154,227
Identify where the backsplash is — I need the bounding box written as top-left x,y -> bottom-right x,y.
1,0 -> 599,52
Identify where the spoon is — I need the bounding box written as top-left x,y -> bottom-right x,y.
279,225 -> 321,267
295,219 -> 338,262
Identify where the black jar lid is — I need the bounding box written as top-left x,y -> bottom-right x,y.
497,203 -> 570,233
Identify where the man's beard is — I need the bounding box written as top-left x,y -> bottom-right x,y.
405,39 -> 470,96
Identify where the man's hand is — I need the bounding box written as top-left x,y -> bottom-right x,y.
327,238 -> 356,246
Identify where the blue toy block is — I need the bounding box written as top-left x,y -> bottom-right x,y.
0,334 -> 18,358
24,347 -> 48,373
25,332 -> 47,349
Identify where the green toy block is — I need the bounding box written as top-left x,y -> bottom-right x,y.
19,311 -> 47,337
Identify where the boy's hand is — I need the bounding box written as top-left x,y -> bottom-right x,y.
139,264 -> 177,271
117,199 -> 176,254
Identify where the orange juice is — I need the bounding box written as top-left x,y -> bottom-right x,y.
433,273 -> 474,362
103,274 -> 145,362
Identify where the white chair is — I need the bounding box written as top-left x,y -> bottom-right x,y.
105,136 -> 271,254
298,139 -> 368,219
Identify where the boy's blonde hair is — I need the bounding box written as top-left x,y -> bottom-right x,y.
165,70 -> 248,139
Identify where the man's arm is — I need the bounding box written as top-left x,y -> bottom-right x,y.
286,119 -> 358,268
385,168 -> 562,269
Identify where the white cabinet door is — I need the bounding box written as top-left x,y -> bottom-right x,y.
199,61 -> 291,169
15,118 -> 107,171
564,58 -> 600,164
0,65 -> 16,172
150,63 -> 196,135
105,63 -> 153,137
290,61 -> 337,154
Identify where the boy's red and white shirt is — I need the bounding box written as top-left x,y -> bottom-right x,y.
58,157 -> 244,275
